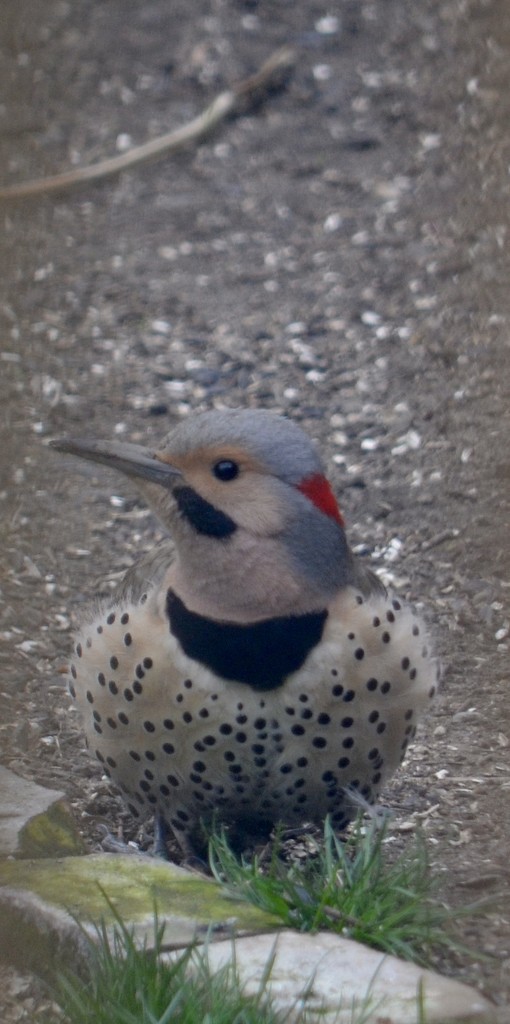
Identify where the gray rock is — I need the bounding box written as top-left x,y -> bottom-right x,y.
0,852 -> 278,974
0,766 -> 83,859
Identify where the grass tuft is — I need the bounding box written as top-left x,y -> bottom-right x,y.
209,815 -> 466,966
48,902 -> 284,1024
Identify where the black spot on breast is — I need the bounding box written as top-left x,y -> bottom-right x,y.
313,737 -> 327,748
110,656 -> 119,671
166,590 -> 328,690
175,486 -> 237,537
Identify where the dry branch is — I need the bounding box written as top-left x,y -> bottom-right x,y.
0,46 -> 295,201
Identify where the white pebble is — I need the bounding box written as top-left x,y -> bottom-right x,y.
315,15 -> 340,34
116,133 -> 132,152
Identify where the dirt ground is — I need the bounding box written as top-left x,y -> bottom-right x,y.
0,0 -> 509,1017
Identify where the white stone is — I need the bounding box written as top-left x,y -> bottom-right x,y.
188,931 -> 497,1023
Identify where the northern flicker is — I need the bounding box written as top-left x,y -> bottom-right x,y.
51,409 -> 437,858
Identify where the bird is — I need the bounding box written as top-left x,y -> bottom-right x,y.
51,408 -> 437,860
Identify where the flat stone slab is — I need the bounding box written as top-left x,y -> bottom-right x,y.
0,766 -> 83,858
0,852 -> 278,974
192,931 -> 499,1024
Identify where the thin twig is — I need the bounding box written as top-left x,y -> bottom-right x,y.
0,46 -> 296,201
420,529 -> 460,552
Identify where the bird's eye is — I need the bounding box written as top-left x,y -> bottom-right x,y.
213,460 -> 239,482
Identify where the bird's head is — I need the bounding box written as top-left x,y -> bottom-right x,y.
51,409 -> 367,618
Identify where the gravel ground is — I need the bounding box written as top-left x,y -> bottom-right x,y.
0,0 -> 509,1017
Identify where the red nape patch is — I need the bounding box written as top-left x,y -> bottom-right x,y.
297,474 -> 344,526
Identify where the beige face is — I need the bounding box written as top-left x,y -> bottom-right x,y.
156,443 -> 290,536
